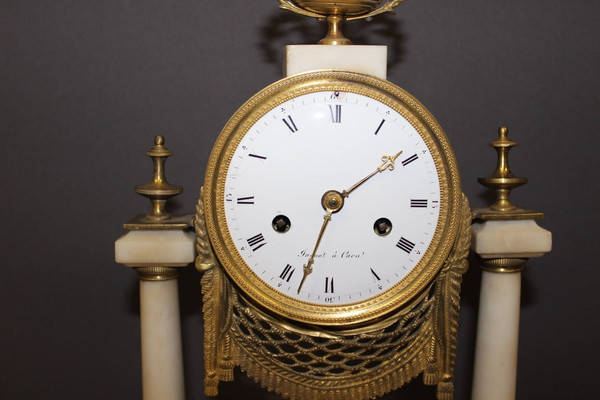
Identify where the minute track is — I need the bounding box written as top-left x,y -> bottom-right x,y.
224,89 -> 441,306
203,70 -> 459,325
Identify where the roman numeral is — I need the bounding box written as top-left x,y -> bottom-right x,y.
325,277 -> 334,293
329,104 -> 342,123
248,153 -> 267,160
236,196 -> 254,204
246,233 -> 266,251
401,154 -> 418,166
282,115 -> 298,132
279,264 -> 295,282
374,119 -> 385,135
410,199 -> 428,208
396,237 -> 415,253
370,268 -> 381,281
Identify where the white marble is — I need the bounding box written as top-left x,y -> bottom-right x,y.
471,219 -> 552,400
285,45 -> 387,79
115,229 -> 195,400
140,279 -> 186,400
471,271 -> 521,400
471,219 -> 552,259
115,230 -> 196,266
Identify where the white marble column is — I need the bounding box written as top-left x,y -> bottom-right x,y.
115,230 -> 195,400
470,220 -> 551,400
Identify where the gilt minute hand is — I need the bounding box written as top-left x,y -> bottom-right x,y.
342,151 -> 403,198
297,211 -> 332,294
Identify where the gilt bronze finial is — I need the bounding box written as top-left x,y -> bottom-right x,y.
279,1 -> 406,45
475,126 -> 544,220
135,135 -> 183,221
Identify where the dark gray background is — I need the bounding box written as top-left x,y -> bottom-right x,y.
2,0 -> 598,399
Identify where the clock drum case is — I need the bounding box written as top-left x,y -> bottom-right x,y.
196,71 -> 471,400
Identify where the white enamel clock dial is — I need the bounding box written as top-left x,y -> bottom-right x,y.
225,90 -> 439,302
204,71 -> 460,326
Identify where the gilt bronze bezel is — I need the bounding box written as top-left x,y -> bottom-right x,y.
203,70 -> 461,326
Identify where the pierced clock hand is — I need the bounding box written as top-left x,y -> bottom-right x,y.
297,211 -> 331,294
297,190 -> 344,294
297,151 -> 402,294
341,151 -> 403,198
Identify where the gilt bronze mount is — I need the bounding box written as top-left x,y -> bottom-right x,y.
279,0 -> 406,44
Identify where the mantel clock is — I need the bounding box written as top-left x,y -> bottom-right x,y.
195,2 -> 471,399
